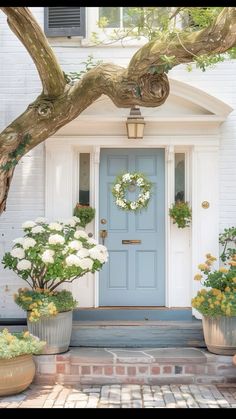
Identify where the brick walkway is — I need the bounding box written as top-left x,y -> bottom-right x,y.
0,384 -> 236,408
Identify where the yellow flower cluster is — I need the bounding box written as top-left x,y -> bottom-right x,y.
192,287 -> 236,316
28,301 -> 58,322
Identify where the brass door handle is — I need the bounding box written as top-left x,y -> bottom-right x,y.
122,240 -> 141,244
100,230 -> 108,245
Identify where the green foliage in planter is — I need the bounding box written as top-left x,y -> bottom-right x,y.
15,289 -> 77,322
73,205 -> 95,228
219,226 -> 236,262
169,200 -> 191,228
0,328 -> 45,359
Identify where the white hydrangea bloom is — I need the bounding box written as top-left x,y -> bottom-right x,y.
10,248 -> 25,259
48,222 -> 63,231
87,238 -> 98,245
41,249 -> 55,264
68,240 -> 82,251
35,217 -> 47,223
13,237 -> 24,245
79,257 -> 94,270
65,254 -> 81,267
72,216 -> 81,223
48,234 -> 65,245
22,238 -> 36,250
31,225 -> 45,234
63,218 -> 76,227
22,221 -> 36,229
77,248 -> 90,258
17,259 -> 32,271
96,244 -> 107,252
89,248 -> 103,261
74,230 -> 88,239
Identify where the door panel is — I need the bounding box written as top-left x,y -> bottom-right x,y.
99,148 -> 165,306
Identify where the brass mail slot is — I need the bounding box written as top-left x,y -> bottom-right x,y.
122,240 -> 141,244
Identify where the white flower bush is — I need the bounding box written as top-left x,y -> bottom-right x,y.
2,217 -> 108,292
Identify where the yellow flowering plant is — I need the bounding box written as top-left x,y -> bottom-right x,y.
192,253 -> 236,317
0,328 -> 45,359
14,288 -> 77,322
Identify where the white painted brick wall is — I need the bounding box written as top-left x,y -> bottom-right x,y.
0,7 -> 235,316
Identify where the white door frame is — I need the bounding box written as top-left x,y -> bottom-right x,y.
46,134 -> 220,310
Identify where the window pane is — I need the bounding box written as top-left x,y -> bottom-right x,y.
79,153 -> 90,205
175,153 -> 185,202
99,7 -> 120,28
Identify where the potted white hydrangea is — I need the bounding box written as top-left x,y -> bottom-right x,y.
2,216 -> 108,354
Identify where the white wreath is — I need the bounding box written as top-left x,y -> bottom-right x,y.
112,172 -> 152,211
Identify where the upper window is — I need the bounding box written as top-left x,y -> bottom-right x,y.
99,7 -> 142,29
44,7 -> 86,37
98,7 -> 171,31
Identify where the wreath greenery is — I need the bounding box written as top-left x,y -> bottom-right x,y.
112,172 -> 152,211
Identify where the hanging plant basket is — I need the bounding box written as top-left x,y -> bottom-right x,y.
73,204 -> 95,228
169,200 -> 192,228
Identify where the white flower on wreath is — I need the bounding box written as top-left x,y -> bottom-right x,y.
130,202 -> 138,210
114,184 -> 121,192
116,199 -> 126,208
122,173 -> 131,182
136,178 -> 144,186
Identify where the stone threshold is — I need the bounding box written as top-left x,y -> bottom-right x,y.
33,347 -> 236,386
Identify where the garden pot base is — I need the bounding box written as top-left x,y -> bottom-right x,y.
206,345 -> 236,356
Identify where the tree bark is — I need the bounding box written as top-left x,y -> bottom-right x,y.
0,7 -> 236,212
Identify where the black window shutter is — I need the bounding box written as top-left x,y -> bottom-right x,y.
44,7 -> 86,37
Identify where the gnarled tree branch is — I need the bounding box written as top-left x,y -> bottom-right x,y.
0,7 -> 236,212
128,7 -> 236,78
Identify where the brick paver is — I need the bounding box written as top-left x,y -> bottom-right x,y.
0,384 -> 236,408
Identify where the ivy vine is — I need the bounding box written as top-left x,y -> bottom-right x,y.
0,133 -> 31,171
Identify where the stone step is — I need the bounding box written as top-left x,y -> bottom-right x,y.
71,320 -> 205,348
4,319 -> 205,348
33,347 -> 236,386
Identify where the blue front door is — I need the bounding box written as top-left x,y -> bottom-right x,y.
99,148 -> 165,306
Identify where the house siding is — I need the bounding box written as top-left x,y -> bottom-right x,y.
0,7 -> 235,317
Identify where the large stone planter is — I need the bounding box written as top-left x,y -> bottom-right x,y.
0,354 -> 35,396
202,315 -> 236,355
27,311 -> 72,355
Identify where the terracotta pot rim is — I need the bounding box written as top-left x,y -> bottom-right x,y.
0,353 -> 33,363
